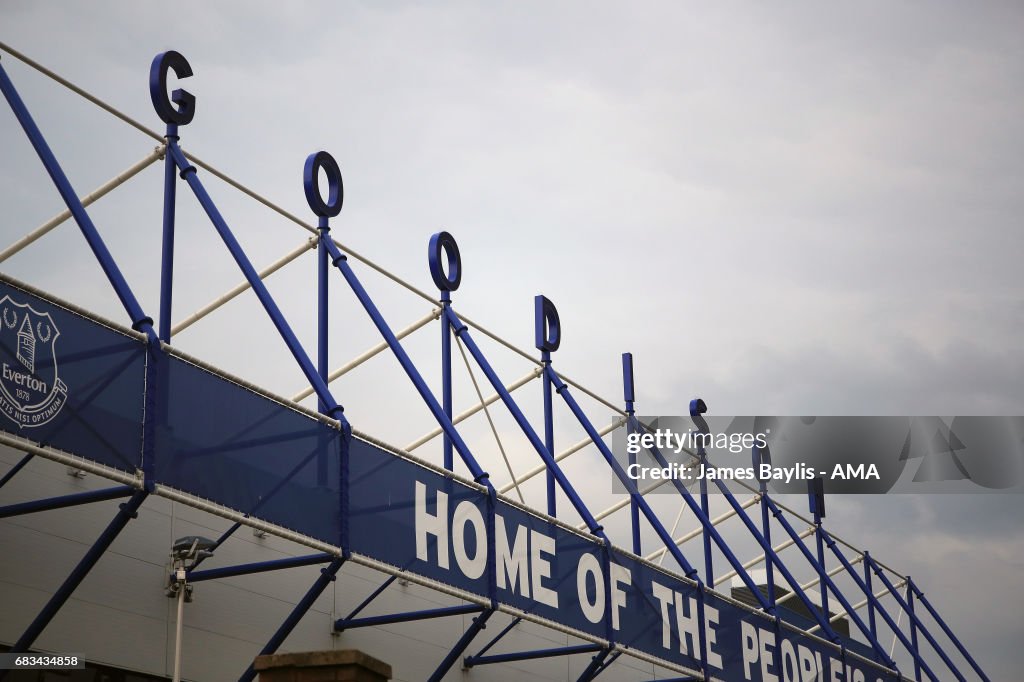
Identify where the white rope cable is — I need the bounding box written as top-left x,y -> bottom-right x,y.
775,556 -> 861,607
405,367 -> 541,451
646,495 -> 761,564
888,589 -> 905,659
658,504 -> 690,567
0,39 -> 909,584
171,237 -> 317,337
807,580 -> 905,635
715,525 -> 816,586
291,308 -> 442,403
454,335 -> 524,503
500,418 -> 625,495
0,145 -> 165,263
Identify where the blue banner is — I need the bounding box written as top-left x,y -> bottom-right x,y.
0,278 -> 901,680
0,279 -> 145,472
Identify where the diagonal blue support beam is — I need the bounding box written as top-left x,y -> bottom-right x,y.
0,59 -> 153,334
0,453 -> 34,489
908,577 -> 989,682
3,490 -> 148,662
576,647 -> 611,682
865,554 -> 967,682
321,239 -> 492,487
693,465 -> 843,642
158,122 -> 179,343
186,553 -> 332,583
0,485 -> 134,519
465,643 -> 604,667
427,608 -> 493,682
166,143 -> 346,427
335,604 -> 483,631
443,307 -> 608,539
908,581 -> 922,682
549,370 -> 745,597
338,574 -> 398,623
542,370 -> 715,674
468,615 -> 521,661
822,535 -> 938,680
588,650 -> 622,679
238,557 -> 346,682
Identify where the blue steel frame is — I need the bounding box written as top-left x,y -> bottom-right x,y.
0,47 -> 989,682
689,399 -> 715,587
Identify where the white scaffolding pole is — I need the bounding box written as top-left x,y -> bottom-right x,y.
171,238 -> 317,337
715,525 -> 816,586
776,555 -> 862,607
498,417 -> 626,496
0,145 -> 165,263
645,495 -> 761,563
807,579 -> 906,635
291,308 -> 442,403
405,367 -> 541,452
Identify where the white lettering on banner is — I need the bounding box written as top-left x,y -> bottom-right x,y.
415,481 -> 449,569
610,563 -> 631,631
530,529 -> 558,607
413,482 -> 891,682
415,483 -> 558,607
577,552 -> 604,624
741,623 -> 880,682
651,581 -> 722,666
452,500 -> 486,579
495,514 -> 529,597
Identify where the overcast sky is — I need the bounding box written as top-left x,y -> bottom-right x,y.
1,2 -> 1022,678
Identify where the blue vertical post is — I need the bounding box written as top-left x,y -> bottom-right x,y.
542,350 -> 555,516
168,141 -> 345,424
821,531 -> 937,679
444,304 -> 603,536
441,290 -> 453,470
690,399 -> 714,587
317,217 -> 330,412
864,551 -> 877,644
316,216 -> 331,486
536,295 -> 559,517
305,152 -> 345,486
429,232 -> 461,472
325,226 -> 491,485
754,444 -> 775,607
158,123 -> 177,342
809,477 -> 829,625
149,51 -> 195,342
622,353 -> 640,555
761,496 -> 897,663
907,578 -> 922,681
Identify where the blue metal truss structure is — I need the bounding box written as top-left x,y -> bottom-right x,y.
0,45 -> 990,682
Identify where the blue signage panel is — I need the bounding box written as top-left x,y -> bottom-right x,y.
0,279 -> 899,680
154,354 -> 343,546
0,278 -> 145,472
347,439 -> 894,679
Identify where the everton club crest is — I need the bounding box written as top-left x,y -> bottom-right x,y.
0,295 -> 68,428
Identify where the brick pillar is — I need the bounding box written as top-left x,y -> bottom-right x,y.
254,650 -> 392,682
